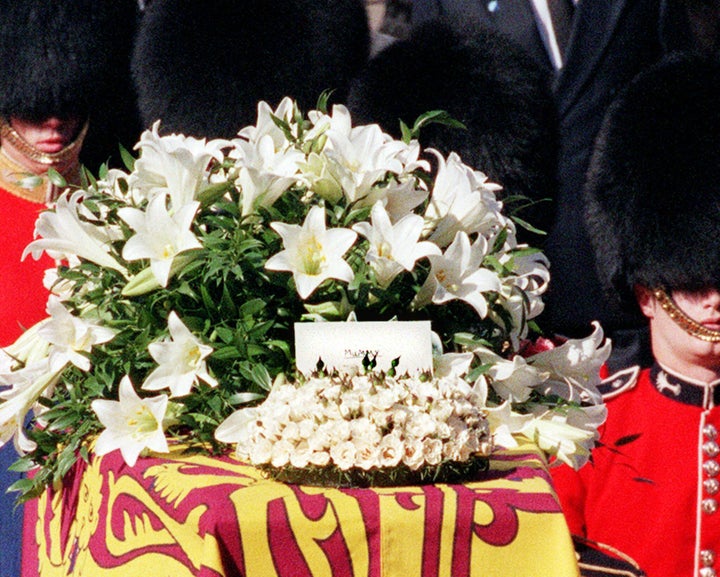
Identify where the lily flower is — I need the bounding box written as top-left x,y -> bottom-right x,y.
472,344 -> 544,402
526,322 -> 611,405
38,297 -> 116,372
142,311 -> 217,397
265,205 -> 357,299
0,360 -> 64,453
119,195 -> 202,288
470,382 -> 535,450
413,231 -> 502,318
0,321 -> 51,372
323,120 -> 403,205
236,97 -> 297,147
423,151 -> 506,248
23,190 -> 127,275
380,178 -> 429,223
230,116 -> 305,216
433,352 -> 474,379
91,376 -> 169,467
520,404 -> 608,470
130,120 -> 229,208
353,202 -> 440,287
236,164 -> 298,217
300,153 -> 344,203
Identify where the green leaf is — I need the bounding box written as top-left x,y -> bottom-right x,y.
211,346 -> 242,361
512,215 -> 547,235
119,143 -> 136,171
239,298 -> 267,318
315,89 -> 335,113
405,110 -> 467,141
46,168 -> 67,188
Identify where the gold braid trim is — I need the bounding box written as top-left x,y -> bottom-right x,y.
654,288 -> 720,343
0,149 -> 52,203
0,117 -> 88,166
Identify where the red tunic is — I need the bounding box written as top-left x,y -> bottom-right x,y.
0,186 -> 51,346
552,364 -> 720,577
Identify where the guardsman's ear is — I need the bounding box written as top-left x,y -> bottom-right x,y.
633,286 -> 655,320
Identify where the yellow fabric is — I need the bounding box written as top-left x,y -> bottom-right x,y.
29,442 -> 579,577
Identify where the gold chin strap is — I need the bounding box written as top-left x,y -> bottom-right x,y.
0,116 -> 88,167
654,287 -> 720,343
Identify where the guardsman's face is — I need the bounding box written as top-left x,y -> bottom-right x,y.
10,116 -> 83,153
638,286 -> 720,381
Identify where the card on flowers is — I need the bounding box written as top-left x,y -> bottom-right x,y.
294,321 -> 433,375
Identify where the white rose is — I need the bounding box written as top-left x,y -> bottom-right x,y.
327,420 -> 351,442
308,428 -> 331,452
406,412 -> 437,440
330,440 -> 357,470
391,407 -> 410,426
339,390 -> 361,418
378,433 -> 404,467
308,450 -> 331,467
281,421 -> 301,442
298,419 -> 316,441
353,437 -> 380,471
320,383 -> 342,402
423,437 -> 443,466
289,441 -> 312,468
270,439 -> 294,467
248,436 -> 274,465
350,417 -> 379,442
367,387 -> 397,412
403,438 -> 425,470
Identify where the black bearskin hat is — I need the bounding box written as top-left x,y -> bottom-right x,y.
132,0 -> 370,139
347,16 -> 558,240
0,0 -> 141,169
585,52 -> 720,312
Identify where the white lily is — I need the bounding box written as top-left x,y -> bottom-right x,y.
38,297 -> 116,372
236,165 -> 297,217
527,322 -> 611,405
237,97 -> 297,147
307,104 -> 355,147
91,376 -> 169,467
353,202 -> 440,287
265,205 -> 357,299
472,344 -> 545,402
130,120 -> 229,208
142,311 -> 217,397
471,381 -> 534,450
300,152 -> 344,203
324,120 -> 403,205
23,190 -> 127,275
214,406 -> 260,445
0,321 -> 51,372
119,195 -> 202,288
433,352 -> 474,379
520,404 -> 608,469
0,360 -> 64,453
423,151 -> 506,248
95,168 -> 133,203
413,231 -> 502,318
501,249 -> 550,325
380,178 -> 429,223
232,130 -> 303,176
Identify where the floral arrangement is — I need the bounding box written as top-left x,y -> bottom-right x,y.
216,371 -> 492,487
0,97 -> 608,500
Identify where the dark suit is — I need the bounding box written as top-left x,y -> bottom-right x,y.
413,0 -> 676,369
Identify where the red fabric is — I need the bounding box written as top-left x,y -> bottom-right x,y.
22,445 -> 579,577
0,188 -> 51,346
552,367 -> 720,577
